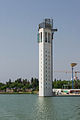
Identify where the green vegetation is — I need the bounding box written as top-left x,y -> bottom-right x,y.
53,79 -> 80,89
0,78 -> 39,93
0,78 -> 80,94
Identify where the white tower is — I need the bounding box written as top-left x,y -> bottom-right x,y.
38,19 -> 57,96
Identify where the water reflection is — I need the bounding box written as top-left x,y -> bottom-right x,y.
32,96 -> 80,120
33,97 -> 56,120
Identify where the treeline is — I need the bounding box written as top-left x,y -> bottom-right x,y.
0,78 -> 80,92
53,79 -> 80,89
0,78 -> 39,92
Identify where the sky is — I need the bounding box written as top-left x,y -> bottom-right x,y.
0,0 -> 80,82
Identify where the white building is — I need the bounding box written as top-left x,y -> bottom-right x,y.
38,19 -> 57,96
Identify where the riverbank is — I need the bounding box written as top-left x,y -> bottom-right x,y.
0,91 -> 38,94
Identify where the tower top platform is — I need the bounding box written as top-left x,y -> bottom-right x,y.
39,18 -> 53,30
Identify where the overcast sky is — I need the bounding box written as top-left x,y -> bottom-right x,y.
0,0 -> 80,82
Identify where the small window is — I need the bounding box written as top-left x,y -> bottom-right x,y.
52,33 -> 53,39
41,32 -> 42,42
37,33 -> 39,43
39,32 -> 42,42
39,33 -> 40,42
45,32 -> 47,42
48,33 -> 50,43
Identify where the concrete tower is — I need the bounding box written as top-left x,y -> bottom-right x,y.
38,18 -> 57,96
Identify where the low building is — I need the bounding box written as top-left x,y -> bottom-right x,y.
6,88 -> 13,93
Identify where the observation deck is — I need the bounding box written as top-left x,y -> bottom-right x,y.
38,18 -> 53,30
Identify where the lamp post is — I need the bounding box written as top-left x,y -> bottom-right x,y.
71,63 -> 77,89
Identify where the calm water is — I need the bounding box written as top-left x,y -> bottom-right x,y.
0,94 -> 80,120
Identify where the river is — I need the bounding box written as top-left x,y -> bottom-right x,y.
0,94 -> 80,120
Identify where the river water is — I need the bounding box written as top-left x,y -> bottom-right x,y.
0,94 -> 80,120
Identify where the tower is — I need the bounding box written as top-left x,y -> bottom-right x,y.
38,18 -> 57,96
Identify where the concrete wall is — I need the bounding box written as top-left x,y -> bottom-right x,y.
39,28 -> 53,96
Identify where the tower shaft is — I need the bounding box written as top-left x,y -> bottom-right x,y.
38,19 -> 57,96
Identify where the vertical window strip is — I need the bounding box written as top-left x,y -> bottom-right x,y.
41,32 -> 42,42
45,32 -> 47,42
48,33 -> 50,43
